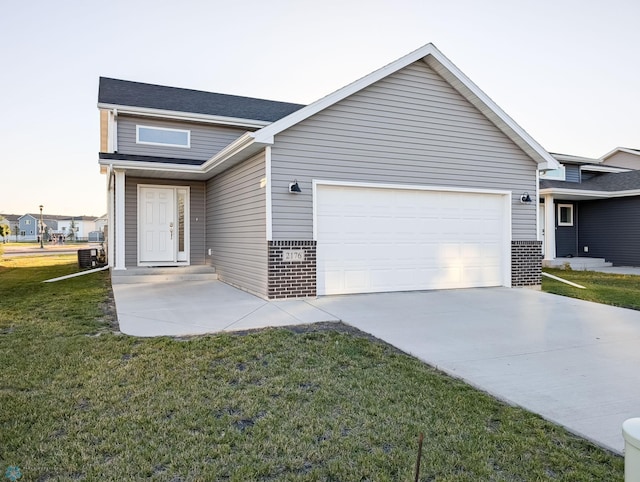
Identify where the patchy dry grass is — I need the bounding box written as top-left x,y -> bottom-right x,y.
1,256 -> 624,481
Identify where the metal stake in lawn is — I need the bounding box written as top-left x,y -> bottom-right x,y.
414,432 -> 424,482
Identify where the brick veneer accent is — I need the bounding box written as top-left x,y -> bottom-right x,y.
268,241 -> 317,299
511,240 -> 542,287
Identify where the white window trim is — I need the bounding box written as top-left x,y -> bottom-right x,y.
136,125 -> 191,148
557,203 -> 574,226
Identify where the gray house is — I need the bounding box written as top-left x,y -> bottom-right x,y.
98,43 -> 558,299
540,150 -> 640,267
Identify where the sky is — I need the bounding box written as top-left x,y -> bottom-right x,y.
1,0 -> 638,217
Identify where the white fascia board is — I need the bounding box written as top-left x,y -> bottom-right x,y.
97,158 -> 202,174
252,43 -> 559,171
254,44 -> 446,143
97,103 -> 270,129
552,153 -> 601,164
540,187 -> 640,199
200,132 -> 271,172
423,51 -> 559,171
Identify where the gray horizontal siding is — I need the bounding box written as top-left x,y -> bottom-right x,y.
117,116 -> 247,160
206,152 -> 268,297
578,197 -> 640,266
124,177 -> 206,267
270,60 -> 538,241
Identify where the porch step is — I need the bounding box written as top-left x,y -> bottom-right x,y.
543,257 -> 613,270
111,266 -> 218,284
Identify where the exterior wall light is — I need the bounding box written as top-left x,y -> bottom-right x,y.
520,192 -> 533,204
289,180 -> 301,193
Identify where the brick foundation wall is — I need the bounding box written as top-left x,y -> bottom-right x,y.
512,240 -> 542,286
268,241 -> 317,299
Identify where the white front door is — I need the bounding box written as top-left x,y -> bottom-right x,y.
138,186 -> 189,264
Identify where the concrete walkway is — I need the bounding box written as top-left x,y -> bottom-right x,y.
112,280 -> 339,337
112,281 -> 640,454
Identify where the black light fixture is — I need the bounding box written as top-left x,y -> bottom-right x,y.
289,180 -> 302,193
520,192 -> 533,204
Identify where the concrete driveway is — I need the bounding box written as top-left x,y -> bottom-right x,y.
112,281 -> 640,454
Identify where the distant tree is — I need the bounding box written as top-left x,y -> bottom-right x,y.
67,219 -> 77,241
0,223 -> 9,244
12,224 -> 19,242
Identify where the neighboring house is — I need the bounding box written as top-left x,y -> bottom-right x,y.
601,147 -> 640,170
0,214 -> 20,240
539,151 -> 640,267
17,214 -> 41,241
95,214 -> 108,233
97,43 -> 558,299
57,216 -> 98,240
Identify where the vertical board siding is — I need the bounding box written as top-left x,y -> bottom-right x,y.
270,60 -> 538,241
555,201 -> 577,257
578,197 -> 640,266
206,152 -> 268,297
117,116 -> 248,160
124,177 -> 206,266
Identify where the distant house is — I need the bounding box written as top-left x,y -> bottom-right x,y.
17,214 -> 41,241
56,216 -> 98,240
98,43 -> 559,298
539,150 -> 640,267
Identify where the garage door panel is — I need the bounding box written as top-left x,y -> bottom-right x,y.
316,185 -> 508,296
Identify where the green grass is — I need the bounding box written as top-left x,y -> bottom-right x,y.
1,256 -> 624,481
543,268 -> 640,311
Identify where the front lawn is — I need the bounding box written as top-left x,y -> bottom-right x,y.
0,256 -> 624,481
543,268 -> 640,311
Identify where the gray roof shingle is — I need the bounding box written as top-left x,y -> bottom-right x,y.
541,170 -> 640,192
98,77 -> 305,123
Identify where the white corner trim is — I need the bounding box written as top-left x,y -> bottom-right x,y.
113,169 -> 126,270
265,146 -> 273,241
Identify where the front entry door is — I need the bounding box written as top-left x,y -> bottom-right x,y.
139,186 -> 177,264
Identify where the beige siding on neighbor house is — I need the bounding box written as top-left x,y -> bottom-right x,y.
206,152 -> 268,297
602,152 -> 640,170
100,110 -> 109,152
124,177 -> 206,267
270,60 -> 538,241
117,116 -> 248,160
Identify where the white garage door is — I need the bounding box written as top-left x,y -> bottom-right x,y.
316,184 -> 509,295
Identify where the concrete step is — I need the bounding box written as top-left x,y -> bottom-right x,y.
543,257 -> 613,270
111,266 -> 218,284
